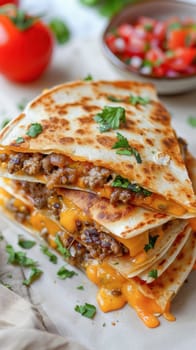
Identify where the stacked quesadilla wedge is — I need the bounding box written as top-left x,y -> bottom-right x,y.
0,80 -> 195,328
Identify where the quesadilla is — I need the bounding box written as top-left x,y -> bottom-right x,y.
0,80 -> 195,217
0,178 -> 195,328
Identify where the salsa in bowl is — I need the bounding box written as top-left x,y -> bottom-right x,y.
102,0 -> 196,95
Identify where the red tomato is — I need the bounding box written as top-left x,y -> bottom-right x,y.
0,0 -> 18,5
146,48 -> 164,63
167,29 -> 190,49
0,14 -> 53,82
167,48 -> 196,72
153,21 -> 166,41
117,23 -> 133,41
128,35 -> 146,56
105,33 -> 118,53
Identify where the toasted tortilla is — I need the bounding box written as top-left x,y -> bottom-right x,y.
0,178 -> 189,270
0,183 -> 195,328
0,80 -> 195,217
138,226 -> 191,283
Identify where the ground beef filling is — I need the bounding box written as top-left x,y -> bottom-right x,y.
2,152 -> 112,190
15,181 -> 62,219
1,152 -> 141,204
10,181 -> 128,260
76,221 -> 128,260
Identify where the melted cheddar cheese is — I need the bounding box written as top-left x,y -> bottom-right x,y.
86,262 -> 172,328
60,197 -> 90,233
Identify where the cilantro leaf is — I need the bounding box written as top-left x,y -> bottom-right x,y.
112,132 -> 142,164
107,95 -> 124,102
77,285 -> 84,290
129,95 -> 150,105
83,74 -> 93,81
112,175 -> 152,197
148,269 -> 158,279
26,123 -> 43,138
1,119 -> 10,129
40,245 -> 58,264
187,116 -> 196,128
18,236 -> 36,249
144,234 -> 159,252
6,245 -> 37,267
55,235 -> 71,258
16,137 -> 25,144
75,303 -> 96,319
112,132 -> 129,149
94,106 -> 126,132
57,266 -> 77,279
49,18 -> 70,44
23,267 -> 43,286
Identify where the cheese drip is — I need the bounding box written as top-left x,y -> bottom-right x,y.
86,263 -> 165,328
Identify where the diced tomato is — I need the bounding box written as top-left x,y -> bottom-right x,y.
105,33 -> 118,53
105,15 -> 196,78
127,35 -> 146,56
167,48 -> 196,72
134,24 -> 147,39
153,21 -> 166,41
167,29 -> 190,49
137,16 -> 156,29
117,23 -> 133,41
153,64 -> 167,77
146,48 -> 164,63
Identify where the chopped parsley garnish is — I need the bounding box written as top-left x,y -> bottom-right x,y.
112,132 -> 142,164
107,95 -> 124,102
94,106 -> 126,132
144,234 -> 159,252
57,266 -> 77,279
112,175 -> 152,197
40,245 -> 58,264
16,137 -> 24,144
6,245 -> 37,267
1,119 -> 10,129
83,74 -> 93,81
187,116 -> 196,128
148,269 -> 158,279
129,95 -> 150,105
49,18 -> 70,44
55,235 -> 71,258
26,123 -> 43,138
23,267 -> 43,286
18,236 -> 36,249
75,303 -> 96,319
77,285 -> 84,290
